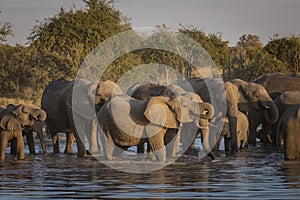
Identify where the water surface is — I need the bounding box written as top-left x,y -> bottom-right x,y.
0,142 -> 300,199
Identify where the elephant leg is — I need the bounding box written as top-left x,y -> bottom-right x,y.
99,130 -> 114,160
137,144 -> 145,154
148,129 -> 166,162
0,132 -> 9,160
224,136 -> 231,151
68,111 -> 86,157
16,132 -> 25,160
180,123 -> 198,154
228,116 -> 239,154
25,129 -> 36,154
86,118 -> 99,154
248,111 -> 262,146
35,122 -> 47,155
64,132 -> 75,154
212,134 -> 222,153
164,129 -> 179,157
52,132 -> 60,154
10,138 -> 17,155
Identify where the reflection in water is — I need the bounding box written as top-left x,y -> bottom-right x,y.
0,144 -> 300,199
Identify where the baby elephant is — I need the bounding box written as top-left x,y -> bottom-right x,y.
277,104 -> 300,160
0,104 -> 47,160
221,111 -> 248,151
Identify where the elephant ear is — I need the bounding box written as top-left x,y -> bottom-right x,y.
70,79 -> 97,120
0,115 -> 22,130
144,97 -> 178,128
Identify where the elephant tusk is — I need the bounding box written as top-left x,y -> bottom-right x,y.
264,105 -> 271,109
208,123 -> 218,128
196,123 -> 209,130
201,110 -> 209,115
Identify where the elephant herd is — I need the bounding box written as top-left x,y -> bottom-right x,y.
1,72 -> 300,161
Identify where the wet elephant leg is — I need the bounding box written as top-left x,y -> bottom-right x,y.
16,131 -> 25,160
137,144 -> 145,153
148,129 -> 166,162
10,138 -> 17,155
64,132 -> 75,154
25,129 -> 36,154
164,129 -> 179,157
52,131 -> 60,154
0,132 -> 9,160
86,118 -> 99,154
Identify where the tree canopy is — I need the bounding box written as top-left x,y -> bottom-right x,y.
0,0 -> 299,104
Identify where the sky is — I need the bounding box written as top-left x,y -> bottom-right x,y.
0,0 -> 299,46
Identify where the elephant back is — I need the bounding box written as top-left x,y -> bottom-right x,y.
41,78 -> 74,132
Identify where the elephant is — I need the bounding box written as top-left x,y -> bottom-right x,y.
0,104 -> 47,160
0,105 -> 47,155
248,73 -> 300,145
272,91 -> 300,145
41,78 -> 121,157
128,82 -> 216,159
178,77 -> 227,153
225,79 -> 279,153
97,94 -> 213,162
221,111 -> 248,150
276,104 -> 300,160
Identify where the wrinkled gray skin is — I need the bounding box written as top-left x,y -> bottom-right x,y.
129,82 -> 215,159
277,104 -> 300,160
273,91 -> 300,145
179,78 -> 227,154
221,112 -> 248,150
225,79 -> 279,153
0,104 -> 47,160
248,73 -> 300,145
41,78 -> 121,157
98,95 -> 212,162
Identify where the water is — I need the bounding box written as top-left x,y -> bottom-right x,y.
0,141 -> 300,199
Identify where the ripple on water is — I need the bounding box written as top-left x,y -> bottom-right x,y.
0,144 -> 300,199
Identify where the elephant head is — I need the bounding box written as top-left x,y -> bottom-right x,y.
231,79 -> 279,123
94,80 -> 123,112
0,104 -> 47,131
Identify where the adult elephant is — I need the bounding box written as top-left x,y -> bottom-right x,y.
248,73 -> 300,145
129,82 -> 216,159
276,104 -> 300,160
225,79 -> 279,153
97,94 -> 212,162
41,78 -> 121,157
0,104 -> 47,160
179,78 -> 227,153
273,91 -> 300,145
0,105 -> 47,155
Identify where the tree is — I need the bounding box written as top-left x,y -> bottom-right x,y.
178,25 -> 230,74
264,35 -> 300,72
27,0 -> 132,80
0,12 -> 13,42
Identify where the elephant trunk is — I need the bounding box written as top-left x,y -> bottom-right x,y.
199,102 -> 215,120
33,109 -> 47,121
262,101 -> 279,124
200,124 -> 216,160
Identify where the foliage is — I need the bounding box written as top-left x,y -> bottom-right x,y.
0,12 -> 13,42
0,1 -> 300,104
223,34 -> 291,81
264,35 -> 300,72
